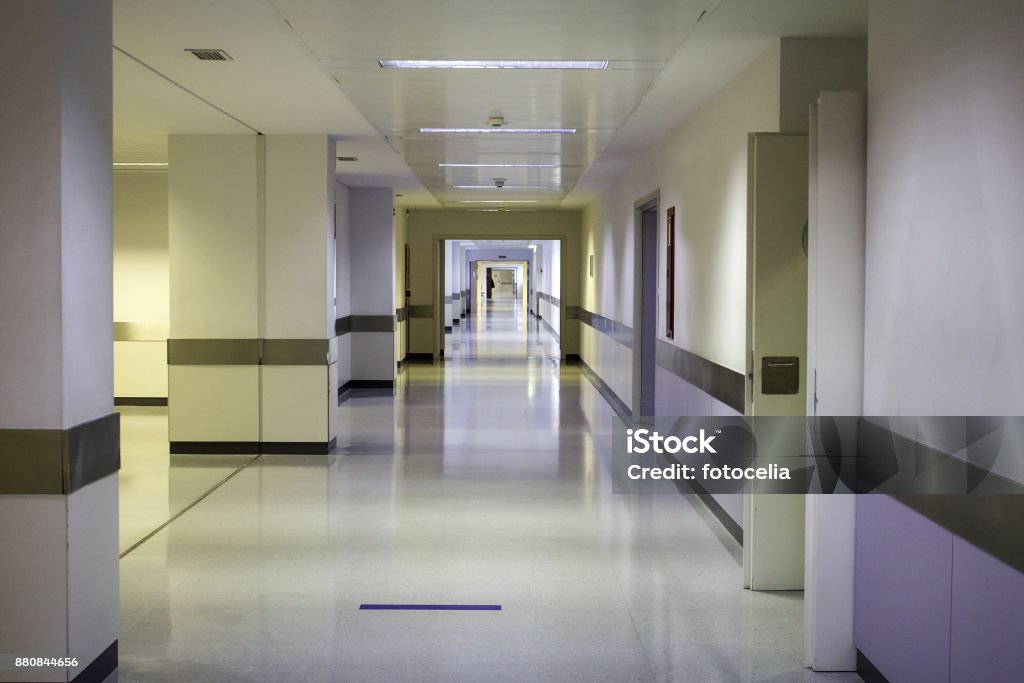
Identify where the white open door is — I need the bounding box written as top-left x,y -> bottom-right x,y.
744,133 -> 808,591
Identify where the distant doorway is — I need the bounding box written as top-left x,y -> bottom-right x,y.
437,239 -> 560,360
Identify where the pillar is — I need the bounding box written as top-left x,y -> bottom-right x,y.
0,2 -> 119,681
168,135 -> 337,453
443,240 -> 454,336
347,188 -> 396,385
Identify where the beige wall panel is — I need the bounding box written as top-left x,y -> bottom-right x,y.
260,365 -> 328,443
113,171 -> 169,322
114,341 -> 168,397
168,135 -> 263,339
264,136 -> 333,339
168,366 -> 260,441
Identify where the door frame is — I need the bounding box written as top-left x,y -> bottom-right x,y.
433,236 -> 568,360
632,191 -> 660,420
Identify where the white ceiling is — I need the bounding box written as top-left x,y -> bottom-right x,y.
112,0 -> 866,209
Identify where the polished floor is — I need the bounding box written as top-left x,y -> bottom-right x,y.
111,300 -> 858,682
445,289 -> 559,359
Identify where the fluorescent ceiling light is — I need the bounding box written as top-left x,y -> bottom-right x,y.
452,185 -> 551,189
380,59 -> 607,70
112,162 -> 168,167
440,163 -> 559,168
458,200 -> 539,204
420,128 -> 575,134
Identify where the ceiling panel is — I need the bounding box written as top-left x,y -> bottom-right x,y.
113,49 -> 252,162
271,0 -> 706,62
111,0 -> 867,208
272,0 -> 712,207
114,0 -> 376,135
325,66 -> 662,133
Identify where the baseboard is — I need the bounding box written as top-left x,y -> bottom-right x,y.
261,438 -> 337,455
405,353 -> 433,363
170,441 -> 261,454
338,379 -> 396,404
115,397 -> 168,406
856,650 -> 890,683
444,325 -> 453,333
170,441 -> 336,455
351,380 -> 395,389
72,640 -> 117,683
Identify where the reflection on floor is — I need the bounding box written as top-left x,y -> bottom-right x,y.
112,302 -> 857,682
445,290 -> 558,360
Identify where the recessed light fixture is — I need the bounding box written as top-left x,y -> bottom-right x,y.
458,200 -> 539,204
380,59 -> 607,70
440,163 -> 559,168
420,128 -> 575,134
452,185 -> 551,190
112,162 -> 168,167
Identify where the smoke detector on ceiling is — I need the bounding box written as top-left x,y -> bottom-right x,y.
488,115 -> 506,128
185,48 -> 232,61
494,178 -> 506,188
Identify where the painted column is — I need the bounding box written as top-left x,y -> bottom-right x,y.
452,243 -> 463,327
168,135 -> 337,453
168,135 -> 263,452
262,136 -> 337,450
0,2 -> 120,681
335,181 -> 353,390
459,244 -> 469,320
348,188 -> 396,384
443,239 -> 454,335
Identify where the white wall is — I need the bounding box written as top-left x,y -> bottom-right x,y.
579,40 -> 865,536
580,44 -> 782,410
538,239 -> 561,337
779,38 -> 868,135
336,181 -> 352,386
113,171 -> 168,398
114,172 -> 169,322
864,0 -> 1024,417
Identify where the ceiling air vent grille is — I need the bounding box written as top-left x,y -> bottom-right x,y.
185,49 -> 232,61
